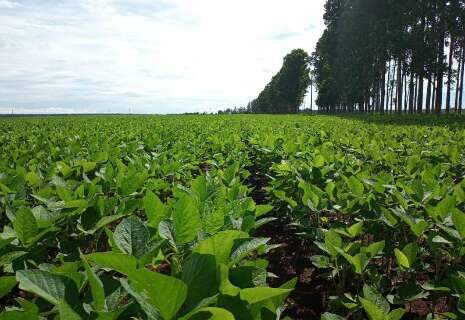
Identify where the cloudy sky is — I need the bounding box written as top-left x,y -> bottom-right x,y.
0,0 -> 325,114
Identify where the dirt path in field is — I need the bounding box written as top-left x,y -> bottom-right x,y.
246,150 -> 328,319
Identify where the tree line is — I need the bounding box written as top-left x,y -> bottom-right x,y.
313,0 -> 465,114
247,49 -> 311,114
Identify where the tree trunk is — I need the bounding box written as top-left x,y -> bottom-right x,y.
432,78 -> 436,111
397,58 -> 403,113
384,59 -> 391,111
381,63 -> 386,113
310,81 -> 313,111
460,43 -> 465,114
418,74 -> 424,113
426,75 -> 432,113
408,73 -> 415,113
435,1 -> 446,114
446,35 -> 454,113
417,11 -> 426,114
403,70 -> 409,113
455,46 -> 462,112
390,60 -> 396,113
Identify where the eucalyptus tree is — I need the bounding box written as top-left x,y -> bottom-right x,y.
312,0 -> 465,114
248,49 -> 311,114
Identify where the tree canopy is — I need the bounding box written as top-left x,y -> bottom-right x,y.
313,0 -> 465,114
248,49 -> 311,114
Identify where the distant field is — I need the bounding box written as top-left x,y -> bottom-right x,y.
1,115 -> 465,319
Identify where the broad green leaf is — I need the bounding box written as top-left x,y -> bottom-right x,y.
324,229 -> 342,257
0,251 -> 27,267
16,270 -> 79,306
395,248 -> 410,269
229,237 -> 270,266
143,190 -> 167,229
359,297 -> 385,320
16,298 -> 39,316
120,278 -> 162,320
119,170 -> 147,196
0,238 -> 13,251
191,175 -> 208,202
181,253 -> 219,311
452,209 -> 465,239
428,195 -> 456,221
311,255 -> 330,269
394,243 -> 418,270
386,309 -> 406,320
255,204 -> 273,217
58,300 -> 82,320
204,207 -> 225,235
313,154 -> 326,168
410,220 -> 428,237
0,311 -> 37,320
65,199 -> 88,209
402,243 -> 419,265
102,227 -> 122,254
181,307 -> 235,320
0,276 -> 17,299
86,252 -> 137,275
113,216 -> 149,258
31,205 -> 60,229
195,230 -> 247,265
173,195 -> 202,244
347,221 -> 364,238
128,268 -> 187,320
81,214 -> 125,235
365,240 -> 385,258
81,254 -> 106,312
362,285 -> 389,314
218,264 -> 240,296
240,287 -> 292,304
25,172 -> 40,186
13,208 -> 38,244
350,252 -> 369,274
347,176 -> 364,197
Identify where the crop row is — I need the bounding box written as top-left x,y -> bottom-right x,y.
0,116 -> 294,320
248,115 -> 465,319
1,115 -> 465,320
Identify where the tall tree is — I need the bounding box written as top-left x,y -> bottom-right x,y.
312,0 -> 465,114
248,49 -> 311,114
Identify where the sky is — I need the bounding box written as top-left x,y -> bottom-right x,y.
0,0 -> 326,114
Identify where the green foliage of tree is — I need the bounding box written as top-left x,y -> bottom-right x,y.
313,0 -> 465,114
249,49 -> 311,114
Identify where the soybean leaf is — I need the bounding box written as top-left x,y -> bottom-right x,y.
194,230 -> 247,265
114,216 -> 149,258
348,176 -> 364,197
13,208 -> 38,245
128,268 -> 187,320
239,287 -> 292,304
143,190 -> 167,229
180,307 -> 235,320
173,195 -> 202,245
229,237 -> 270,266
16,270 -> 79,306
181,253 -> 219,311
86,252 -> 137,275
81,254 -> 106,312
452,209 -> 465,240
0,276 -> 17,299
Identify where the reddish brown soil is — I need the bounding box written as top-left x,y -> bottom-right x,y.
246,162 -> 329,319
256,220 -> 329,319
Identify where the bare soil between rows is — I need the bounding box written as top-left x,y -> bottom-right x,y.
246,162 -> 328,319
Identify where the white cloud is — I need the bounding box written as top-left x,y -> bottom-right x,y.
0,0 -> 325,114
